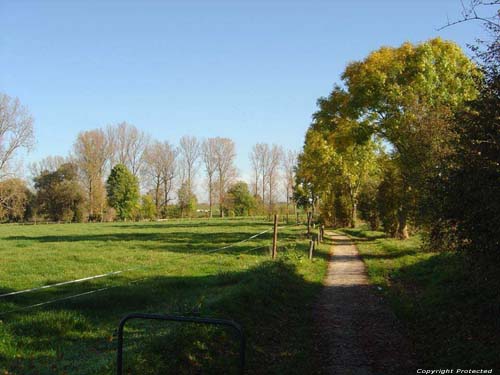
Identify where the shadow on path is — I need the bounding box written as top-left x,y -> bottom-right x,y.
314,232 -> 416,375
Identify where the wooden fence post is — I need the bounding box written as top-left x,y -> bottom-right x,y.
272,214 -> 278,259
307,212 -> 311,238
309,238 -> 314,260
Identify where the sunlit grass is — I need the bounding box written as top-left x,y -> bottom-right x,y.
0,218 -> 328,374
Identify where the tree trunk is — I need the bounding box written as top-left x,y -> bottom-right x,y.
268,178 -> 272,208
351,201 -> 357,228
209,186 -> 213,218
397,207 -> 409,239
219,176 -> 224,218
262,179 -> 265,205
88,180 -> 93,221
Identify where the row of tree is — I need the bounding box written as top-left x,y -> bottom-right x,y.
0,105 -> 298,222
296,30 -> 499,258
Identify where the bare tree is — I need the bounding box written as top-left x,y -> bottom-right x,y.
201,138 -> 218,218
267,144 -> 283,208
438,0 -> 500,31
178,135 -> 200,193
73,129 -> 111,220
249,143 -> 271,202
282,149 -> 298,215
143,140 -> 178,216
0,93 -> 35,179
29,155 -> 67,178
213,137 -> 237,217
106,122 -> 150,177
249,144 -> 262,197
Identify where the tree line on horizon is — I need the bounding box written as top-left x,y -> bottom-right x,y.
0,113 -> 299,222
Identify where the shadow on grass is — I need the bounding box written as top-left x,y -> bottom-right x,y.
110,219 -> 273,230
340,227 -> 386,241
1,259 -> 325,375
2,231 -> 274,254
355,239 -> 500,369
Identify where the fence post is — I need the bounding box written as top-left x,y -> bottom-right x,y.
307,212 -> 312,238
309,238 -> 314,260
272,214 -> 278,259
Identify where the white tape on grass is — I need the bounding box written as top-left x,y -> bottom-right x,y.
0,278 -> 149,316
0,244 -> 274,316
0,269 -> 132,298
0,226 -> 302,315
0,227 -> 273,300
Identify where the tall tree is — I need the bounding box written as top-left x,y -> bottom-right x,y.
73,129 -> 110,221
106,164 -> 140,220
249,143 -> 271,202
267,144 -> 283,208
143,141 -> 178,216
201,138 -> 218,218
0,178 -> 32,222
282,150 -> 298,215
0,93 -> 35,179
213,137 -> 237,217
29,155 -> 67,180
226,181 -> 256,216
249,144 -> 263,197
179,135 -> 200,193
177,182 -> 197,218
107,122 -> 150,177
341,38 -> 479,238
430,12 -> 500,256
34,163 -> 84,222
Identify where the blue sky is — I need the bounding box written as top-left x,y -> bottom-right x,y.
0,0 -> 487,182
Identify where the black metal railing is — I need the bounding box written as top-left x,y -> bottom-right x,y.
116,313 -> 245,375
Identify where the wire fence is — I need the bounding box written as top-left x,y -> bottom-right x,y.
0,222 -> 307,317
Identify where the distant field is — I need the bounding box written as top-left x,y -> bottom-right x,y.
0,218 -> 328,374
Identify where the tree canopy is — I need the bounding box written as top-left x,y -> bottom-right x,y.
297,38 -> 480,237
106,164 -> 140,220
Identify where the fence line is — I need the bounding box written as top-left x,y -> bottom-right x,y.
0,223 -> 305,316
1,228 -> 274,300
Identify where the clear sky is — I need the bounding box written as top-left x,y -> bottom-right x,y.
0,0 -> 487,183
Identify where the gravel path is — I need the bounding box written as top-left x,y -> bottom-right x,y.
314,232 -> 416,375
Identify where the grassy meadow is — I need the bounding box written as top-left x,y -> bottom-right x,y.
0,218 -> 329,374
340,227 -> 500,369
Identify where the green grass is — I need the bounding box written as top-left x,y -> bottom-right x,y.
0,218 -> 329,374
341,226 -> 500,369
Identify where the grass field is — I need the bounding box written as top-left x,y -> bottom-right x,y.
0,218 -> 329,374
341,227 -> 500,369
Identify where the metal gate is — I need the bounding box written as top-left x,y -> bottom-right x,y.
116,313 -> 245,375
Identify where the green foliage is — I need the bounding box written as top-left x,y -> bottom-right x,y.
358,177 -> 380,231
297,108 -> 379,227
106,164 -> 140,220
177,182 -> 197,217
376,161 -> 404,237
140,195 -> 157,220
0,178 -> 32,222
342,38 -> 479,238
430,69 -> 500,258
299,38 -> 479,238
226,181 -> 256,216
34,163 -> 84,222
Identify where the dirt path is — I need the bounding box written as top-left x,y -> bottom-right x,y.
314,232 -> 416,375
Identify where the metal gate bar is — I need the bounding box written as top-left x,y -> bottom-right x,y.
116,313 -> 245,375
